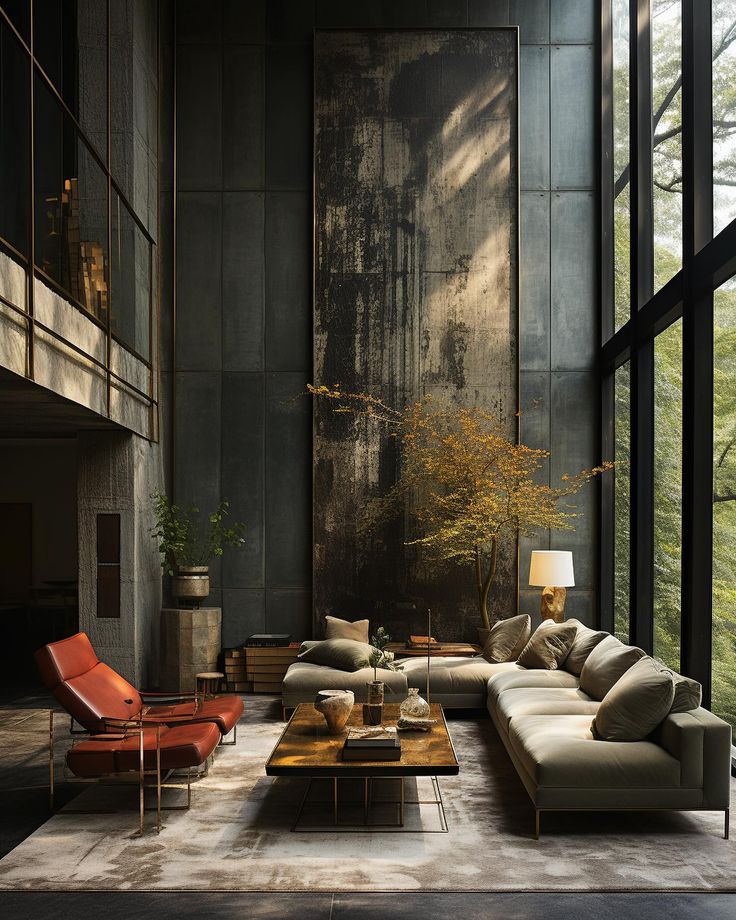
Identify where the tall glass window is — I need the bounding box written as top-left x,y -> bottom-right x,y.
651,0 -> 682,290
613,0 -> 631,330
614,361 -> 631,641
653,319 -> 683,669
713,276 -> 736,734
713,1 -> 736,236
34,74 -> 109,322
0,14 -> 29,259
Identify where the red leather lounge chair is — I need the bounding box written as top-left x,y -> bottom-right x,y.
35,632 -> 244,739
34,633 -> 244,832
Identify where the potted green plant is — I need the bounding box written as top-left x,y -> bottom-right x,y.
151,493 -> 245,604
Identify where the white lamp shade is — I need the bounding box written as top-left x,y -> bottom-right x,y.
528,550 -> 575,587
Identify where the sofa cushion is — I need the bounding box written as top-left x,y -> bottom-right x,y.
399,656 -> 518,700
650,659 -> 702,712
507,714 -> 681,789
592,656 -> 675,741
282,661 -> 408,705
563,619 -> 609,675
324,615 -> 369,643
579,635 -> 646,700
297,638 -> 376,671
517,622 -> 577,670
487,667 -> 580,708
482,614 -> 531,663
495,687 -> 599,731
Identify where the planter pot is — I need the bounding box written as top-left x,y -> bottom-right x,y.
171,566 -> 210,603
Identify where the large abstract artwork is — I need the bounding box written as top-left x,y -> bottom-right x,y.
313,29 -> 519,641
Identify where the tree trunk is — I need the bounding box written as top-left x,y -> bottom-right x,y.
477,539 -> 497,632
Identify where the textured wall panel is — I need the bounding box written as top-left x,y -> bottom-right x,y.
222,192 -> 264,371
520,45 -> 549,190
313,30 -> 519,641
520,191 -> 550,369
550,44 -> 595,189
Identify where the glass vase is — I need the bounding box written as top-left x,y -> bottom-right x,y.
400,687 -> 430,718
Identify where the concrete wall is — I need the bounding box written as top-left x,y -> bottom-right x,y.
171,0 -> 599,644
77,430 -> 163,687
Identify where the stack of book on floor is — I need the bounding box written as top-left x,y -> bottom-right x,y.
245,638 -> 300,693
224,648 -> 250,693
342,726 -> 402,761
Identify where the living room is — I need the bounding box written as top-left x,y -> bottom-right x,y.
0,1 -> 734,918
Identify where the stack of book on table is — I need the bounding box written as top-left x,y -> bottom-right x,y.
342,726 -> 402,761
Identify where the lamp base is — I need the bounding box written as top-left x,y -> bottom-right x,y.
540,586 -> 566,622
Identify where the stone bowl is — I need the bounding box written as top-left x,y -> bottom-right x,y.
314,689 -> 355,734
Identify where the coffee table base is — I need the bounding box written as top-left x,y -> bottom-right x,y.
289,775 -> 448,833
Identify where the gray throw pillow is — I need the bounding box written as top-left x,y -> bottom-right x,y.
298,638 -> 375,671
482,614 -> 532,663
563,619 -> 609,676
592,656 -> 675,741
517,622 -> 577,670
579,635 -> 646,700
651,659 -> 702,712
324,615 -> 370,643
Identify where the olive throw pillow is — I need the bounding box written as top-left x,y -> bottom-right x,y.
650,658 -> 702,712
297,638 -> 376,672
563,619 -> 609,675
579,635 -> 646,700
324,615 -> 370,644
482,614 -> 532,664
516,622 -> 577,670
592,656 -> 675,741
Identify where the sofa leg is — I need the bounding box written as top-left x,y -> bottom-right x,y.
725,809 -> 730,840
535,809 -> 540,840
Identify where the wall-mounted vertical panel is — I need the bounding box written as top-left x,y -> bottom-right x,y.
550,370 -> 598,623
222,192 -> 264,372
313,30 -> 518,641
550,44 -> 595,189
551,191 -> 596,370
265,45 -> 313,190
176,193 -> 222,371
468,1 -> 510,26
174,372 -> 222,584
223,46 -> 264,190
265,192 -> 311,372
550,0 -> 596,44
510,0 -> 549,43
221,372 -> 265,588
520,191 -> 550,369
520,45 -> 550,190
265,372 -> 312,589
176,45 -> 222,190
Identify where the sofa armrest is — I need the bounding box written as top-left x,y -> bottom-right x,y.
654,707 -> 732,808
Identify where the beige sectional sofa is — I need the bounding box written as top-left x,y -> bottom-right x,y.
281,628 -> 732,837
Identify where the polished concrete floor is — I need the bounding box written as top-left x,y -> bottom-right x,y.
1,688 -> 734,919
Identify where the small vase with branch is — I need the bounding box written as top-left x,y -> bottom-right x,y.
359,626 -> 396,724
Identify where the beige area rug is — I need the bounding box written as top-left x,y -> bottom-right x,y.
1,698 -> 735,892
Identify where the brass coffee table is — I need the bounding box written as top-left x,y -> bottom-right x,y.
265,703 -> 459,832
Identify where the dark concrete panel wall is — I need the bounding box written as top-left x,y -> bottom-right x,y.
171,0 -> 599,645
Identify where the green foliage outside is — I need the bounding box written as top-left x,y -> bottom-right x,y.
612,1 -> 736,731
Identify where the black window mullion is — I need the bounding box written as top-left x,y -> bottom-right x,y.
627,0 -> 655,652
681,0 -> 714,699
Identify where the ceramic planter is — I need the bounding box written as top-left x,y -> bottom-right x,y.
171,565 -> 210,602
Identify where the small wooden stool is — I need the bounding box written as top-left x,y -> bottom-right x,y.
196,671 -> 225,702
